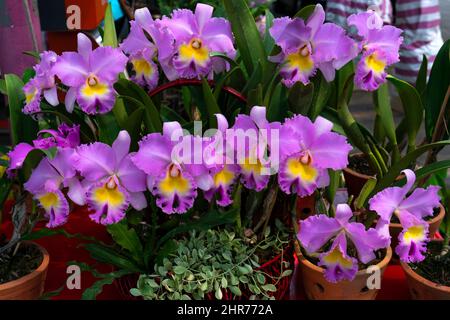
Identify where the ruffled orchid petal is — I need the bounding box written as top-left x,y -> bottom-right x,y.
278,154 -> 323,197
335,203 -> 353,225
53,52 -> 89,87
396,212 -> 429,263
77,80 -> 115,114
298,214 -> 342,253
204,165 -> 239,207
399,185 -> 441,219
89,47 -> 128,82
87,181 -> 129,225
131,133 -> 173,176
24,157 -> 61,194
66,177 -> 86,206
369,169 -> 417,222
346,222 -> 387,264
375,219 -> 392,247
7,143 -> 34,174
152,164 -> 197,214
319,232 -> 358,283
215,114 -> 229,133
36,189 -> 70,228
250,106 -> 268,129
73,142 -> 116,181
117,155 -> 147,193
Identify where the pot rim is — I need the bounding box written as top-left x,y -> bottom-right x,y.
295,241 -> 392,276
389,203 -> 445,228
400,239 -> 450,293
343,153 -> 375,179
0,241 -> 49,290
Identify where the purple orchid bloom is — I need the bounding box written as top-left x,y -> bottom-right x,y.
269,4 -> 357,87
121,8 -> 174,89
278,115 -> 351,197
347,10 -> 403,91
298,204 -> 386,283
53,33 -> 128,114
368,169 -> 440,263
24,149 -> 85,228
231,106 -> 280,192
23,51 -> 59,114
203,114 -> 240,207
160,3 -> 236,80
72,130 -> 147,225
131,122 -> 213,214
7,123 -> 80,177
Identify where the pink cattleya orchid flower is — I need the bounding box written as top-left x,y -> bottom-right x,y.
347,10 -> 403,91
269,4 -> 357,87
159,3 -> 236,80
72,130 -> 147,225
278,115 -> 351,197
24,149 -> 85,228
131,122 -> 213,214
369,169 -> 440,263
203,114 -> 240,207
120,7 -> 174,89
7,123 -> 80,177
53,33 -> 128,114
23,51 -> 59,114
231,106 -> 281,192
298,204 -> 386,283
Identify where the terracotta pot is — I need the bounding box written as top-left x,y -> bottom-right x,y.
389,204 -> 445,254
343,167 -> 373,202
296,195 -> 316,221
400,240 -> 450,300
0,241 -> 50,300
295,242 -> 392,300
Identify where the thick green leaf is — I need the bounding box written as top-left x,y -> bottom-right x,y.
107,221 -> 144,265
373,140 -> 450,193
387,75 -> 423,152
288,82 -> 313,115
81,269 -> 132,300
5,74 -> 38,146
267,83 -> 287,122
223,0 -> 267,75
354,178 -> 377,209
325,169 -> 340,209
84,243 -> 143,273
415,55 -> 428,99
309,73 -> 332,119
414,160 -> 450,184
103,3 -> 118,47
425,40 -> 450,140
96,113 -> 120,145
114,79 -> 162,133
263,9 -> 275,55
373,83 -> 399,162
294,5 -> 315,19
201,78 -> 221,128
0,79 -> 6,95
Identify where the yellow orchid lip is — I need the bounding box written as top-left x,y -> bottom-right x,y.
81,74 -> 109,98
286,156 -> 317,183
366,52 -> 386,73
158,164 -> 191,196
286,44 -> 314,72
178,38 -> 210,65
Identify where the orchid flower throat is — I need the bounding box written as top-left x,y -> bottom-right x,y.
26,88 -> 39,104
82,74 -> 109,97
179,38 -> 210,65
286,149 -> 317,183
287,43 -> 314,71
159,163 -> 190,195
365,52 -> 386,73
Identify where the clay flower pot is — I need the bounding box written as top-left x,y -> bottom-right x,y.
295,242 -> 392,300
400,240 -> 450,300
0,241 -> 50,300
389,204 -> 445,253
343,168 -> 372,202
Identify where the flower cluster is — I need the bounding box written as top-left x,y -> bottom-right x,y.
269,5 -> 403,91
9,106 -> 351,227
21,5 -> 403,118
369,169 -> 440,263
298,169 -> 440,283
